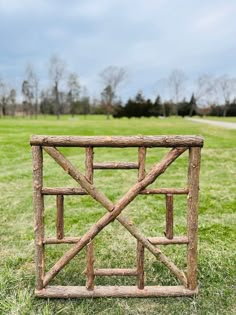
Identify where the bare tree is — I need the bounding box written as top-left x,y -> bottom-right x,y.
0,79 -> 8,116
8,88 -> 16,116
99,65 -> 127,119
25,63 -> 39,118
22,80 -> 33,117
67,73 -> 80,116
48,54 -> 66,119
168,69 -> 187,115
216,75 -> 236,116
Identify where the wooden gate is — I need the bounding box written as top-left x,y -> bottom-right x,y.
30,135 -> 203,298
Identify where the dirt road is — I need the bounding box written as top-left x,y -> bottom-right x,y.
186,118 -> 236,129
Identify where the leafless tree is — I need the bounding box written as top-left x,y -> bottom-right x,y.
8,88 -> 16,116
48,54 -> 66,118
216,75 -> 236,116
0,79 -> 8,116
25,63 -> 39,118
99,66 -> 127,119
168,69 -> 187,115
67,73 -> 80,116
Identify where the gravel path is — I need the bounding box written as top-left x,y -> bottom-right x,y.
186,118 -> 236,129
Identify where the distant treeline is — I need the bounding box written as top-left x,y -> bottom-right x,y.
1,54 -> 236,118
112,92 -> 236,118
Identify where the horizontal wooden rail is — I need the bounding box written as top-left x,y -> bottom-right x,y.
148,236 -> 188,245
43,237 -> 81,244
93,162 -> 139,169
30,135 -> 204,147
140,188 -> 189,195
42,187 -> 189,196
42,188 -> 88,195
93,268 -> 138,276
35,285 -> 198,298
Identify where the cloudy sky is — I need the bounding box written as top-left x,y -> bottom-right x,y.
0,0 -> 236,101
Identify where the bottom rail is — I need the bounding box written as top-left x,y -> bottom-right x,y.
35,285 -> 198,298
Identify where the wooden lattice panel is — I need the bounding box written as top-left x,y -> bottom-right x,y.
30,135 -> 203,298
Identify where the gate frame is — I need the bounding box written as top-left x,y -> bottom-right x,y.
30,135 -> 203,298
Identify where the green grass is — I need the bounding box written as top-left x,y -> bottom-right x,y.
0,115 -> 235,315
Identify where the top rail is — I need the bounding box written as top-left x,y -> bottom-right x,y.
30,135 -> 204,147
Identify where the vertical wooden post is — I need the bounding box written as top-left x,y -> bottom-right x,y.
138,147 -> 146,181
56,195 -> 64,239
32,145 -> 45,290
165,194 -> 174,239
137,241 -> 145,289
187,147 -> 201,290
86,241 -> 95,290
85,147 -> 94,184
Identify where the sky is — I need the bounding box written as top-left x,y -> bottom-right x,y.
0,0 -> 236,102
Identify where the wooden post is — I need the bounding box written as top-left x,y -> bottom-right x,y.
138,147 -> 146,181
56,195 -> 64,240
187,147 -> 201,290
86,241 -> 95,290
165,194 -> 173,239
32,145 -> 45,290
137,241 -> 145,289
85,147 -> 93,184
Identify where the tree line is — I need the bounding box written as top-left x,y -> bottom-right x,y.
0,55 -> 236,118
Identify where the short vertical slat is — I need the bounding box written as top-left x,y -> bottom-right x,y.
32,145 -> 45,290
56,195 -> 64,240
137,241 -> 145,289
187,147 -> 201,290
85,147 -> 94,184
165,194 -> 174,239
86,241 -> 95,290
138,147 -> 146,181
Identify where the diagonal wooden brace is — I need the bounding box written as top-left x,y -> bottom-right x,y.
43,146 -> 188,287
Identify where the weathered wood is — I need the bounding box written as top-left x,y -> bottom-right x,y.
56,195 -> 64,240
148,236 -> 189,245
138,147 -> 146,181
43,237 -> 81,244
187,147 -> 201,290
140,188 -> 189,195
86,241 -> 95,290
32,145 -> 45,290
42,187 -> 87,195
42,187 -> 189,196
165,194 -> 174,239
42,146 -> 188,287
30,135 -> 204,147
35,285 -> 198,298
85,147 -> 93,184
93,268 -> 138,276
93,162 -> 138,169
137,241 -> 145,289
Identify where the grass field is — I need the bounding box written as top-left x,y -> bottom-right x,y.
0,116 -> 235,315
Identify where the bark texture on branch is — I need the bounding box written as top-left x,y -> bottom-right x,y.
137,241 -> 145,289
30,135 -> 204,147
32,146 -> 45,290
56,195 -> 64,240
35,285 -> 198,298
86,241 -> 95,290
187,147 -> 201,290
138,147 -> 146,181
165,194 -> 174,239
93,162 -> 138,169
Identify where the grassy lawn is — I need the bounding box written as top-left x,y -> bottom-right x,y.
0,115 -> 235,315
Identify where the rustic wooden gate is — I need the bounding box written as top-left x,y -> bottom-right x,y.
30,135 -> 203,298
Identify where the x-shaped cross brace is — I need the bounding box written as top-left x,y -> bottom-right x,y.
42,146 -> 188,288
